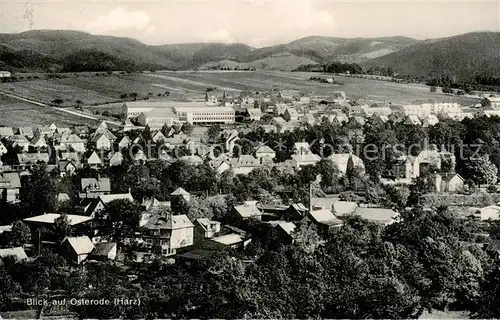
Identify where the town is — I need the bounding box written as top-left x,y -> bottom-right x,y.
1,82 -> 500,318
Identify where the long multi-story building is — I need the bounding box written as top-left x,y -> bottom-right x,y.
174,106 -> 235,125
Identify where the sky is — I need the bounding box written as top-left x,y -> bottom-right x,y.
0,0 -> 499,47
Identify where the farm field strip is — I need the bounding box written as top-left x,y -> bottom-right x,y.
151,73 -> 241,92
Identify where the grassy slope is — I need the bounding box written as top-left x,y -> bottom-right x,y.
362,32 -> 500,78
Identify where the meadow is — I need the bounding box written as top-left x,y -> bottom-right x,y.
0,95 -> 97,128
0,71 -> 480,120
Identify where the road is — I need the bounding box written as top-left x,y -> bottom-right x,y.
0,90 -> 122,126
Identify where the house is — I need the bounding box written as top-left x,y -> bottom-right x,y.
283,108 -> 299,122
436,173 -> 465,193
89,242 -> 118,261
247,108 -> 262,121
291,154 -> 321,169
0,247 -> 28,262
199,234 -> 249,250
18,127 -> 34,139
8,135 -> 30,152
59,134 -> 85,152
29,134 -> 48,150
77,193 -> 134,218
171,187 -> 191,202
308,209 -> 343,230
0,172 -> 21,203
0,141 -> 7,156
143,214 -> 194,256
108,151 -> 123,167
17,152 -> 50,165
293,142 -> 312,155
80,177 -> 111,199
230,155 -> 261,175
93,133 -> 112,150
477,205 -> 500,221
328,153 -> 365,175
74,126 -> 90,138
349,207 -> 399,225
57,127 -> 71,135
36,126 -> 52,137
152,130 -> 167,143
233,202 -> 262,221
194,218 -> 221,242
422,114 -> 439,127
267,220 -> 296,244
137,108 -> 179,128
61,236 -> 95,264
255,145 -> 276,160
403,115 -> 422,126
24,213 -> 93,227
49,123 -> 58,133
0,127 -> 14,136
86,151 -> 103,168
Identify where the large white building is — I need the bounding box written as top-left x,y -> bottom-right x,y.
137,108 -> 179,128
123,101 -> 210,119
174,106 -> 235,124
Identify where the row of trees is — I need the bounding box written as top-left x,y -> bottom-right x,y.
2,207 -> 500,318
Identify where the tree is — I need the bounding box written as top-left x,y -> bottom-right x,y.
207,124 -> 222,142
21,164 -> 57,216
181,123 -> 194,135
8,220 -> 30,247
130,92 -> 138,101
462,154 -> 498,187
51,98 -> 64,106
54,213 -> 74,242
105,199 -> 142,237
75,99 -> 83,109
430,86 -> 437,93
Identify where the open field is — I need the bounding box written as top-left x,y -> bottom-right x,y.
153,71 -> 480,105
0,71 -> 480,118
0,94 -> 98,128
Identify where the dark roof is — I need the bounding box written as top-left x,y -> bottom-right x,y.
91,242 -> 116,257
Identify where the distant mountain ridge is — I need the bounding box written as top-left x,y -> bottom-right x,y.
361,32 -> 500,78
0,29 -> 499,78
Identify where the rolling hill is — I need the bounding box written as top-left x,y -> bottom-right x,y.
243,36 -> 418,63
361,32 -> 500,79
200,52 -> 319,71
1,29 -> 498,75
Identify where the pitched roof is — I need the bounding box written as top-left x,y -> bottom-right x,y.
87,151 -> 102,165
309,209 -> 343,226
0,172 -> 21,188
352,207 -> 398,224
171,187 -> 190,196
333,201 -> 358,215
0,247 -> 28,261
99,193 -> 134,204
81,177 -> 111,193
210,234 -> 244,245
234,203 -> 262,218
144,214 -> 194,230
255,145 -> 275,154
91,242 -> 117,257
63,236 -> 95,255
24,213 -> 93,226
0,127 -> 14,136
17,152 -> 50,164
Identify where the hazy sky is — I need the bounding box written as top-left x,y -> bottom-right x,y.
1,0 -> 499,47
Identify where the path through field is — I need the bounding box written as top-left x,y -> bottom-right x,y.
0,90 -> 121,126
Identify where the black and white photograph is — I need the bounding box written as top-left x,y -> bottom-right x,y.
0,0 -> 499,319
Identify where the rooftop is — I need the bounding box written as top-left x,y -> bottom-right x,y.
24,213 -> 93,226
